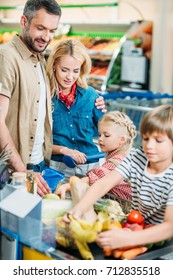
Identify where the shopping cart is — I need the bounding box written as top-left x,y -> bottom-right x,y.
62,152 -> 105,177
103,91 -> 173,147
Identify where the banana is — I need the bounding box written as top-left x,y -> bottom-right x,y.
43,193 -> 60,200
76,218 -> 94,230
67,214 -> 94,230
56,233 -> 71,248
102,217 -> 115,231
69,218 -> 98,243
92,219 -> 103,232
75,239 -> 94,260
56,216 -> 66,229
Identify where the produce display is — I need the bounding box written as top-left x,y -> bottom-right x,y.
47,35 -> 121,90
0,31 -> 18,44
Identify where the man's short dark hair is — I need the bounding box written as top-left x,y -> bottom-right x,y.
23,0 -> 62,21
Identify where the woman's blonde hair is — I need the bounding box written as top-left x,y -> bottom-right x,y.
140,104 -> 173,143
99,110 -> 137,154
46,38 -> 92,95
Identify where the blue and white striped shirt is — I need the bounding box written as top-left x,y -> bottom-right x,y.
115,148 -> 173,224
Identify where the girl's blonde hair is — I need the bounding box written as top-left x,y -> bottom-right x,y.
99,111 -> 137,154
46,39 -> 92,95
140,104 -> 173,143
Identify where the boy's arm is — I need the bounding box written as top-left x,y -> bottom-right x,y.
97,205 -> 173,250
69,170 -> 123,219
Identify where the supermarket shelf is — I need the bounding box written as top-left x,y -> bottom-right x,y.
0,2 -> 118,10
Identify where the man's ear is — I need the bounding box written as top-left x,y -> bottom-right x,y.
20,15 -> 28,28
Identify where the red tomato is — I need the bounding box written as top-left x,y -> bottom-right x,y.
121,220 -> 131,229
127,210 -> 144,225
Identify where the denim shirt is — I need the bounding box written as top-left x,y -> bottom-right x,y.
51,85 -> 103,162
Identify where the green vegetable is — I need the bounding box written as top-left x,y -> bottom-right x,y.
154,240 -> 165,247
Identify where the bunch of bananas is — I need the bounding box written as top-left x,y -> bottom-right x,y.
55,212 -> 122,260
55,215 -> 97,259
67,214 -> 103,260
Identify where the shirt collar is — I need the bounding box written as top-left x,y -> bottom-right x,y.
13,34 -> 45,62
76,85 -> 86,96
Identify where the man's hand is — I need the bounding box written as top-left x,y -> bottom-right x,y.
95,95 -> 107,113
35,172 -> 51,197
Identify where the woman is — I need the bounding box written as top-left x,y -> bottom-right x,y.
46,39 -> 104,182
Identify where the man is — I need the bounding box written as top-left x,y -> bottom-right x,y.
0,0 -> 105,196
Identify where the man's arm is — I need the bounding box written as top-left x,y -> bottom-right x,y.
0,95 -> 51,196
0,94 -> 26,172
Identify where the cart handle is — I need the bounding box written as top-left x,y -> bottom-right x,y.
63,152 -> 105,168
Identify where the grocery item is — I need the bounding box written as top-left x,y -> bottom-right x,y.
69,176 -> 97,223
26,163 -> 37,195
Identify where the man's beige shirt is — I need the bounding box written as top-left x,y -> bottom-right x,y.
0,35 -> 52,165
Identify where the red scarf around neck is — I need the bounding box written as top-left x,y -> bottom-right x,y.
58,83 -> 76,108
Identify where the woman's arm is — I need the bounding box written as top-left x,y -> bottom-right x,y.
52,145 -> 87,164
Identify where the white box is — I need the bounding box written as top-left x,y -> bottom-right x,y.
0,187 -> 42,245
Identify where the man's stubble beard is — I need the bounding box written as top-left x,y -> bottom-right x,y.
23,26 -> 49,53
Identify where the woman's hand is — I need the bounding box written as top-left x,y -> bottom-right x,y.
54,183 -> 70,199
63,148 -> 87,164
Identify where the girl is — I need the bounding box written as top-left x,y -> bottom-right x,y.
68,105 -> 173,249
55,110 -> 136,200
46,39 -> 104,182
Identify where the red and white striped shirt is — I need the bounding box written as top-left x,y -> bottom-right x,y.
87,150 -> 131,200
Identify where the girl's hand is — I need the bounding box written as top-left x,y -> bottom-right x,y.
54,183 -> 70,199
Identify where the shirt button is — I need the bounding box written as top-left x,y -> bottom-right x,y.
38,82 -> 40,85
68,112 -> 70,114
34,119 -> 37,121
29,154 -> 31,157
72,138 -> 75,141
70,124 -> 73,127
30,137 -> 33,139
34,65 -> 36,68
37,100 -> 39,103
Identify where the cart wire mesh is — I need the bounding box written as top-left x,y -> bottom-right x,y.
103,91 -> 173,147
103,192 -> 132,215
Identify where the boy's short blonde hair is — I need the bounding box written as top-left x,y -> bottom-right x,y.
140,104 -> 173,142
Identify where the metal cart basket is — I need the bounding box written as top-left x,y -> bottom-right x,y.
103,91 -> 173,147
